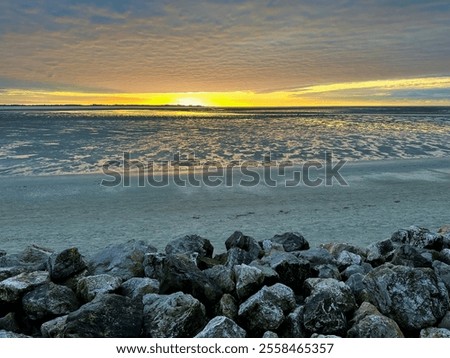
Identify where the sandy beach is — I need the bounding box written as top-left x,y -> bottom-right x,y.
0,157 -> 449,255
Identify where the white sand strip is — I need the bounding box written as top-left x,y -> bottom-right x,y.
0,157 -> 449,255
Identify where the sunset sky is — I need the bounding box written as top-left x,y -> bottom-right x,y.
1,0 -> 450,106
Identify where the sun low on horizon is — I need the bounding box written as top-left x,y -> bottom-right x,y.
1,1 -> 450,107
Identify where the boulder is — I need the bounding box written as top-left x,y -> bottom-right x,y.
313,264 -> 341,280
432,261 -> 450,292
216,293 -> 238,320
294,248 -> 336,267
63,294 -> 142,337
262,331 -> 279,338
88,240 -> 157,280
234,264 -> 264,300
48,248 -> 87,282
335,250 -> 362,270
347,302 -> 404,338
341,263 -> 372,280
249,261 -> 279,286
203,265 -> 235,294
390,245 -> 432,268
279,306 -> 306,338
0,312 -> 20,333
0,330 -> 30,338
260,240 -> 285,255
76,274 -> 122,302
438,311 -> 450,330
420,327 -> 450,338
366,239 -> 395,265
269,232 -> 309,252
120,277 -> 159,300
262,252 -> 310,293
225,231 -> 263,265
391,226 -> 444,251
143,292 -> 207,338
345,273 -> 366,303
165,234 -> 214,259
0,271 -> 49,303
195,316 -> 246,338
22,282 -> 79,321
303,278 -> 356,336
143,252 -> 166,280
363,264 -> 449,332
41,315 -> 67,338
0,267 -> 26,283
321,243 -> 367,259
17,245 -> 53,270
238,283 -> 296,334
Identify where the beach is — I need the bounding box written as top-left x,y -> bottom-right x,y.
1,157 -> 449,255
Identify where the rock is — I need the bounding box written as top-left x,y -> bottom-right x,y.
0,312 -> 20,333
260,240 -> 285,255
48,248 -> 87,282
238,283 -> 296,334
321,243 -> 367,259
363,264 -> 449,332
269,232 -> 309,252
335,250 -> 362,270
195,316 -> 246,338
345,273 -> 366,303
17,245 -> 53,270
366,239 -> 395,265
441,249 -> 450,264
249,261 -> 279,285
22,282 -> 79,321
63,294 -> 142,337
0,330 -> 31,338
313,264 -> 341,280
438,311 -> 450,330
225,231 -> 263,264
120,277 -> 159,300
341,263 -> 371,280
310,333 -> 341,338
0,267 -> 26,282
391,226 -> 444,251
143,292 -> 207,338
159,254 -> 222,306
41,315 -> 67,338
203,265 -> 235,293
294,248 -> 336,267
76,274 -> 122,302
279,306 -> 306,338
262,331 -> 279,338
347,302 -> 404,338
438,225 -> 450,235
88,240 -> 157,280
262,252 -> 310,293
0,250 -> 6,257
420,327 -> 450,338
216,293 -> 238,320
303,278 -> 356,336
234,264 -> 264,300
432,261 -> 450,292
143,252 -> 166,280
390,245 -> 432,268
0,271 -> 49,303
165,234 -> 214,259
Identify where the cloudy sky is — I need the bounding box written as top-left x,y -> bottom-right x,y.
1,0 -> 450,106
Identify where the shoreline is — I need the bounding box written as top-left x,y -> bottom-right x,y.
0,157 -> 449,255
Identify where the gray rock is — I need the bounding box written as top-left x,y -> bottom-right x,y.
279,306 -> 306,338
420,327 -> 450,338
165,234 -> 214,259
347,302 -> 404,338
303,278 -> 357,335
63,294 -> 142,337
441,249 -> 450,264
261,240 -> 285,255
120,277 -> 159,300
0,330 -> 31,338
262,331 -> 279,338
22,282 -> 79,321
48,247 -> 87,282
88,240 -> 157,280
269,232 -> 309,252
391,245 -> 432,268
204,265 -> 235,293
294,248 -> 336,267
0,267 -> 26,283
438,311 -> 450,330
159,254 -> 222,305
249,261 -> 279,285
336,250 -> 362,269
310,333 -> 341,338
0,271 -> 49,303
238,283 -> 296,334
345,273 -> 366,303
195,316 -> 246,338
216,293 -> 238,320
433,260 -> 450,292
225,231 -> 263,264
41,315 -> 67,338
262,252 -> 310,293
143,252 -> 166,280
321,243 -> 367,259
234,264 -> 264,300
143,292 -> 207,338
314,264 -> 341,280
363,264 -> 449,331
341,263 -> 371,280
0,312 -> 20,333
17,245 -> 53,270
391,226 -> 444,251
77,274 -> 122,302
366,239 -> 395,265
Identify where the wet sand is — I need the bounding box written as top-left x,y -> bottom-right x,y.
0,157 -> 449,255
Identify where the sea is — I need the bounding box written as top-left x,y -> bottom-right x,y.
1,106 -> 450,177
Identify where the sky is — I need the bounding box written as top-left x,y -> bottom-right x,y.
1,0 -> 450,106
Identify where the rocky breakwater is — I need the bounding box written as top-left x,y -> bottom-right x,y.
1,227 -> 450,338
